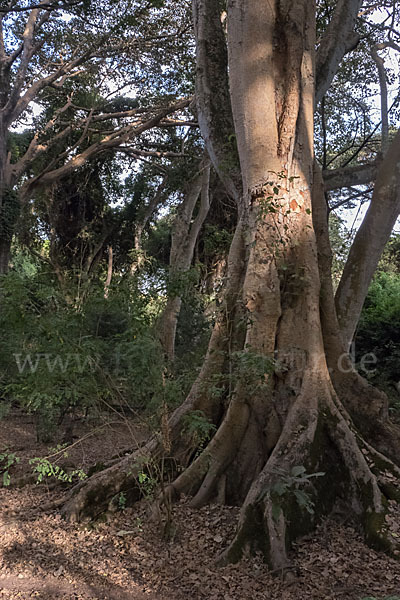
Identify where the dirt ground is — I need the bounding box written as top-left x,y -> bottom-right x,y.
0,409 -> 400,600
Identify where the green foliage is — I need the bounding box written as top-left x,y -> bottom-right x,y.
137,470 -> 158,498
231,349 -> 276,392
329,214 -> 350,287
182,410 -> 216,448
0,252 -> 172,440
203,224 -> 233,256
0,188 -> 20,242
258,465 -> 325,522
355,269 -> 400,406
131,456 -> 160,500
0,451 -> 20,487
167,267 -> 200,299
117,491 -> 127,510
29,457 -> 87,484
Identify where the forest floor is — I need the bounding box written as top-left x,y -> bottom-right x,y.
0,409 -> 399,600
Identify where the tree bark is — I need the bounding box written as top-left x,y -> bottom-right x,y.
104,246 -> 113,299
193,0 -> 242,205
315,0 -> 361,106
159,158 -> 211,361
130,176 -> 168,276
335,129 -> 400,348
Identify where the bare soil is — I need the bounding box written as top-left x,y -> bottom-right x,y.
0,409 -> 399,600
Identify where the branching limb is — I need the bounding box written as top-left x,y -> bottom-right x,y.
323,162 -> 378,191
316,0 -> 362,105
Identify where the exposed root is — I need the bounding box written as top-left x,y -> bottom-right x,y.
61,433 -> 161,522
223,377 -> 322,569
165,393 -> 250,507
222,375 -> 398,570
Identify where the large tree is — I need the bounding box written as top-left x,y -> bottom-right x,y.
62,0 -> 400,572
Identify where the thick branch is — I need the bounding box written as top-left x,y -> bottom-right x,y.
0,1 -> 82,13
323,162 -> 378,191
5,7 -> 48,114
130,176 -> 168,277
335,129 -> 400,347
372,45 -> 389,153
315,0 -> 362,105
192,0 -> 241,204
159,157 -> 211,360
21,98 -> 191,194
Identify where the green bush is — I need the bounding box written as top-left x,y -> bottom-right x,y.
0,256 -> 168,440
355,271 -> 400,407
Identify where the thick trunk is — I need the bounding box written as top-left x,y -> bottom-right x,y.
159,296 -> 182,362
193,0 -> 242,204
313,164 -> 400,464
159,159 -> 211,361
0,114 -> 13,276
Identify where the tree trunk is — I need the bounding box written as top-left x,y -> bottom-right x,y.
61,0 -> 400,572
104,245 -> 113,299
130,177 -> 168,276
159,159 -> 211,361
0,113 -> 14,276
0,236 -> 10,274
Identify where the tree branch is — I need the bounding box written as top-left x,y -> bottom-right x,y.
335,128 -> 400,347
192,0 -> 241,204
323,162 -> 379,191
371,44 -> 389,153
315,0 -> 362,105
21,97 -> 191,193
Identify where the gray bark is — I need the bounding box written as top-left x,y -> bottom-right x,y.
159,159 -> 211,361
315,0 -> 362,105
323,162 -> 379,192
192,0 -> 242,205
335,129 -> 400,347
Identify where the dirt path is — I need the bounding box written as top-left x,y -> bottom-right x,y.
0,574 -> 162,600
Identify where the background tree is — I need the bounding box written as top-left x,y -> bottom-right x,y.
0,0 -> 193,273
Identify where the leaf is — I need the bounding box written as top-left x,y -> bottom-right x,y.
291,465 -> 306,477
272,481 -> 288,496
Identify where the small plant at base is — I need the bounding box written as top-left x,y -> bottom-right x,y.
29,457 -> 87,484
138,470 -> 158,498
258,465 -> 325,522
117,491 -> 127,510
131,457 -> 159,501
182,410 -> 216,450
0,450 -> 20,486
